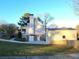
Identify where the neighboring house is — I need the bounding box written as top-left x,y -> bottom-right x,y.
20,14 -> 48,44
0,32 -> 6,39
47,28 -> 77,47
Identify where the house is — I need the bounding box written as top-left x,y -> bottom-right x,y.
47,28 -> 77,47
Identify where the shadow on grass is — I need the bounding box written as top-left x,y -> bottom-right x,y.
0,41 -> 78,56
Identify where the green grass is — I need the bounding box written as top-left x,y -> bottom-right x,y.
0,41 -> 79,56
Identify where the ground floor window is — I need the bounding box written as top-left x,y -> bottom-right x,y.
62,35 -> 66,39
26,35 -> 29,41
34,36 -> 38,41
40,35 -> 46,41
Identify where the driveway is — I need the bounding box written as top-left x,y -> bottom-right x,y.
27,54 -> 79,59
0,54 -> 79,59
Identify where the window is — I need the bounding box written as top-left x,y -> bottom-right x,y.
22,29 -> 26,32
26,35 -> 29,41
77,33 -> 79,40
62,35 -> 66,39
40,35 -> 46,41
34,36 -> 38,41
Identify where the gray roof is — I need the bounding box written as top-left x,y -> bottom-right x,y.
47,28 -> 76,30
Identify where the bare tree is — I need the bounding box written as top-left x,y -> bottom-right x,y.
0,24 -> 17,39
44,13 -> 53,41
72,0 -> 79,15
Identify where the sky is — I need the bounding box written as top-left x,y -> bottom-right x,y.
0,0 -> 79,28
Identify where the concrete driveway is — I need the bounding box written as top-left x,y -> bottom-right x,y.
0,54 -> 79,59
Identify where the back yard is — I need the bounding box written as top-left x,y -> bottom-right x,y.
0,41 -> 79,56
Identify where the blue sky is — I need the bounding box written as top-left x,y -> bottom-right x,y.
0,0 -> 79,28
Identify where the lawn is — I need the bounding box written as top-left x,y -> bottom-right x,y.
0,41 -> 79,56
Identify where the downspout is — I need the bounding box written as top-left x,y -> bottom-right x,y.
45,18 -> 46,41
34,18 -> 36,41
